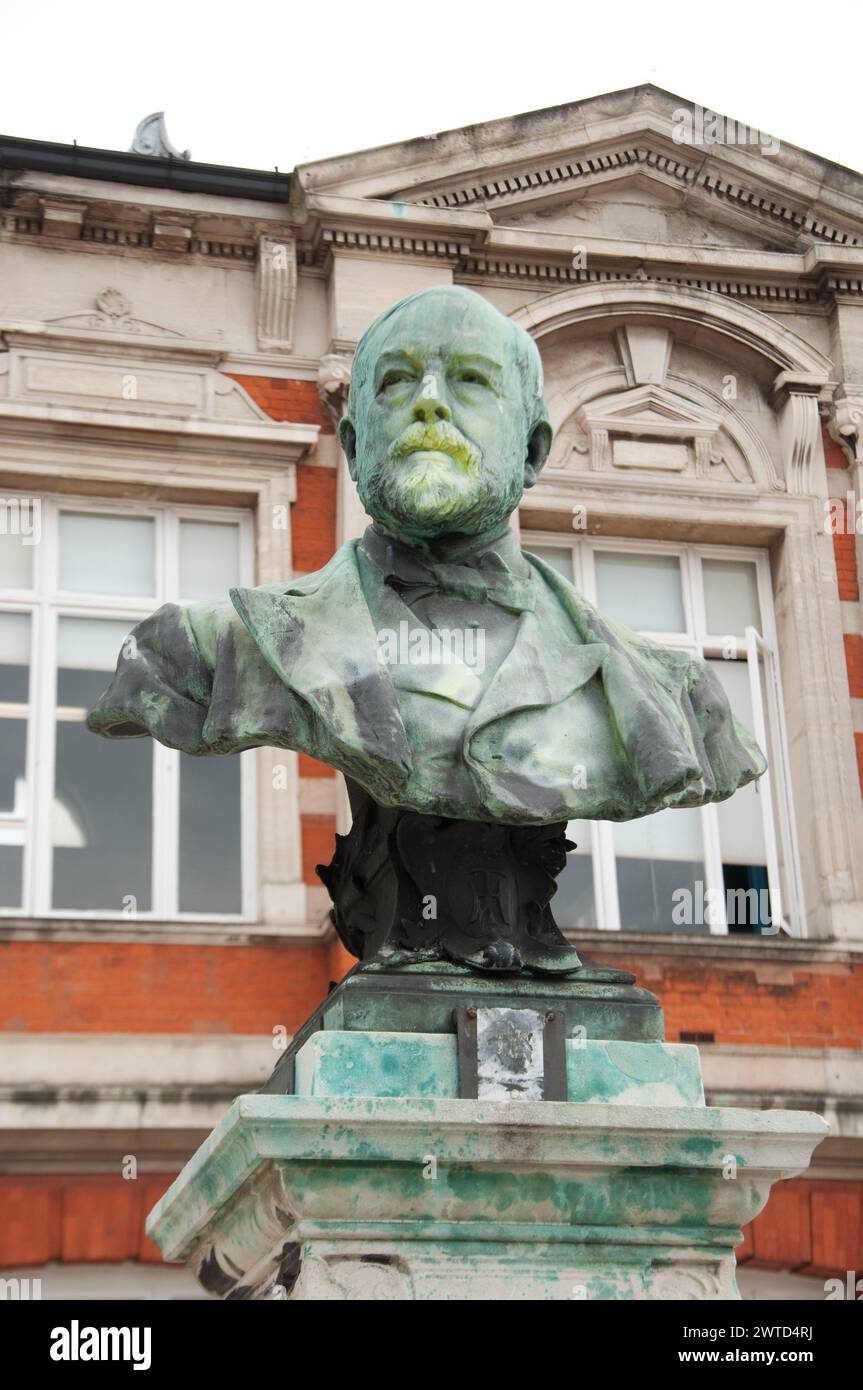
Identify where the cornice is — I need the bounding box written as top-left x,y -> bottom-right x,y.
7,157 -> 863,311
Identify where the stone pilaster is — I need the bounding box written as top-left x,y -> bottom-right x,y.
256,233 -> 297,353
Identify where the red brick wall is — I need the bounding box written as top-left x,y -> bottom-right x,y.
8,939 -> 858,1047
226,375 -> 333,432
846,634 -> 863,699
292,462 -> 338,573
589,950 -> 863,1050
738,1178 -> 863,1279
834,515 -> 860,603
0,942 -> 331,1034
824,429 -> 850,473
301,814 -> 338,886
0,1175 -> 172,1267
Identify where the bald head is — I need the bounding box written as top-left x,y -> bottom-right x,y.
339,286 -> 552,543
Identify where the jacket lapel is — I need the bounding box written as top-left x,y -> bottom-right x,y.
229,545 -> 412,794
524,553 -> 706,801
366,573 -> 485,710
465,610 -> 608,748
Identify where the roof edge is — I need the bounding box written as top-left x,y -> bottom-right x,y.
0,133 -> 292,202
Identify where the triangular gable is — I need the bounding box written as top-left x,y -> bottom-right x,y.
298,85 -> 863,252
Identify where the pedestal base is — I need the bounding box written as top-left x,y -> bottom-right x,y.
147,1035 -> 827,1300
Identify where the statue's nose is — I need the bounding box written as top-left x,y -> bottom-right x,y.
412,374 -> 451,424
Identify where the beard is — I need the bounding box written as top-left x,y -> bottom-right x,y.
358,421 -> 523,540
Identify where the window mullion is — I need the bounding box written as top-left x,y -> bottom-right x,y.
595,820 -> 622,931
30,600 -> 57,917
701,803 -> 728,935
152,746 -> 180,919
687,546 -> 708,648
153,512 -> 180,918
14,605 -> 37,916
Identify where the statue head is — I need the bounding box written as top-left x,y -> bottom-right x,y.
338,285 -> 551,543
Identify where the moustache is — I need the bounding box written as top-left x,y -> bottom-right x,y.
387,421 -> 480,473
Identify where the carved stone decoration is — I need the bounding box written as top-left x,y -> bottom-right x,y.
130,112 -> 191,160
289,1256 -> 414,1301
256,234 -> 297,353
46,288 -> 184,338
317,352 -> 353,426
590,427 -> 611,471
650,1265 -> 727,1300
615,325 -> 672,386
772,372 -> 826,496
574,384 -> 729,477
828,389 -> 863,467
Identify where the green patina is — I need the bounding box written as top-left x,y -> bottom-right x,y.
294,1028 -> 704,1107
87,286 -> 766,836
144,1092 -> 828,1300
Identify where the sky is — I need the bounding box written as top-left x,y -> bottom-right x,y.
3,1 -> 863,176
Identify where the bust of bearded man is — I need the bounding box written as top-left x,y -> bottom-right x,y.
88,286 -> 766,973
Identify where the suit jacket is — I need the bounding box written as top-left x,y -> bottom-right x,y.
86,531 -> 767,825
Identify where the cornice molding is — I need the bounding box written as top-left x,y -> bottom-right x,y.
411,142 -> 863,249
0,327 -> 319,463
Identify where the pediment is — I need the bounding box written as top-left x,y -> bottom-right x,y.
299,85 -> 863,252
497,178 -> 800,252
577,384 -> 723,438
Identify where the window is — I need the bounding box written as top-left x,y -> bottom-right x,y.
0,496 -> 255,920
525,535 -> 802,937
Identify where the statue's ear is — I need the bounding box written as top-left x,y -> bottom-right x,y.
524,420 -> 552,488
338,417 -> 358,481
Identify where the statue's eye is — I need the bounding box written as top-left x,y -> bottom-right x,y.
453,368 -> 491,388
378,370 -> 415,392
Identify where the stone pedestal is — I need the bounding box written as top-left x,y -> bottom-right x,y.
147,1019 -> 827,1300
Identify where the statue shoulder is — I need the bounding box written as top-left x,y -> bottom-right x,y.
183,591 -> 281,668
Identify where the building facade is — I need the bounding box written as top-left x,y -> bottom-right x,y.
1,85 -> 862,1299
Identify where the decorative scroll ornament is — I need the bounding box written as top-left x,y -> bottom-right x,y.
46,288 -> 182,337
130,112 -> 191,160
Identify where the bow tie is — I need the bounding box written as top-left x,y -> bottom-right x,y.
383,544 -> 535,614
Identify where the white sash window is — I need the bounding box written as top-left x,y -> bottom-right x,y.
0,494 -> 255,921
525,534 -> 803,937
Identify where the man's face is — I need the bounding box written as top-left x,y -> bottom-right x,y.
341,290 -> 547,542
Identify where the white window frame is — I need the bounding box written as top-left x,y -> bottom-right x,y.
0,491 -> 257,923
745,625 -> 806,937
523,530 -> 801,937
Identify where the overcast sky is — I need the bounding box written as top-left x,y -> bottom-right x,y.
4,1 -> 862,176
